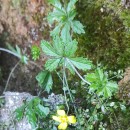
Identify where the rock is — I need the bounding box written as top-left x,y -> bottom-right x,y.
0,92 -> 33,130
118,67 -> 130,104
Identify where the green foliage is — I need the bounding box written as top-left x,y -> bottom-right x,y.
15,97 -> 50,129
9,0 -> 130,129
31,45 -> 41,61
7,43 -> 28,64
41,37 -> 92,74
85,68 -> 118,98
48,0 -> 84,42
36,70 -> 53,93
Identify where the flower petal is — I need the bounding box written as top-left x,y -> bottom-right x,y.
58,122 -> 68,130
67,116 -> 76,124
52,116 -> 61,122
57,110 -> 66,116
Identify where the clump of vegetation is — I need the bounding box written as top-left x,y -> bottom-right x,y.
0,0 -> 130,129
76,0 -> 130,71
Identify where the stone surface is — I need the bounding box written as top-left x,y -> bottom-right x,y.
118,67 -> 130,104
0,91 -> 33,130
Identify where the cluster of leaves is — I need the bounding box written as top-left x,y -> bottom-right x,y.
6,43 -> 28,64
35,0 -> 92,95
48,0 -> 85,42
13,0 -> 130,129
31,45 -> 41,61
86,68 -> 118,98
15,97 -> 50,129
75,68 -> 126,129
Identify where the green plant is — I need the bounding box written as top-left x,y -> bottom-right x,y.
15,97 -> 50,129
12,0 -> 130,130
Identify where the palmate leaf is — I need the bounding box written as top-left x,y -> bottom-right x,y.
86,68 -> 118,98
61,22 -> 72,42
36,70 -> 53,93
50,24 -> 62,36
64,39 -> 78,57
48,0 -> 85,42
45,58 -> 63,72
41,40 -> 59,57
67,0 -> 78,12
41,37 -> 78,58
69,57 -> 92,71
71,20 -> 85,34
53,36 -> 64,56
47,0 -> 65,24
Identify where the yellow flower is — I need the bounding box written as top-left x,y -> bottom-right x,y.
52,110 -> 76,130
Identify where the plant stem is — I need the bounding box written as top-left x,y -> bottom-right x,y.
3,60 -> 20,93
66,58 -> 91,85
63,58 -> 78,114
62,63 -> 69,113
55,70 -> 69,111
0,48 -> 20,58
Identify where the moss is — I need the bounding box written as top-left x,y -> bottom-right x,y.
75,0 -> 130,71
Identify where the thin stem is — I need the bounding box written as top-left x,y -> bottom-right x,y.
3,61 -> 20,93
66,58 -> 91,85
63,58 -> 78,114
55,70 -> 69,112
0,48 -> 20,58
62,63 -> 69,113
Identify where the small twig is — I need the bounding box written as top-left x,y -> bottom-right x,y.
3,61 -> 20,93
66,58 -> 91,85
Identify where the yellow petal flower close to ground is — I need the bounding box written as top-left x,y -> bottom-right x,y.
52,110 -> 76,130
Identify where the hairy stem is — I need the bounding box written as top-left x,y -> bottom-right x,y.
0,48 -> 20,58
66,58 -> 91,85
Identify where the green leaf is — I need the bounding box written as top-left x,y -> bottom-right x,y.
41,40 -> 59,57
36,70 -> 53,93
71,20 -> 85,34
68,10 -> 77,21
38,105 -> 50,116
26,109 -> 37,129
50,24 -> 62,36
69,57 -> 92,71
21,55 -> 28,64
45,58 -> 63,71
47,0 -> 65,24
53,36 -> 64,56
15,105 -> 25,121
61,23 -> 71,42
47,0 -> 85,40
67,0 -> 77,12
64,39 -> 78,57
6,43 -> 17,53
16,45 -> 21,56
48,0 -> 61,6
86,68 -> 118,98
36,104 -> 50,118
